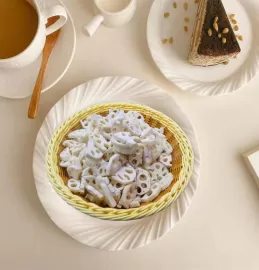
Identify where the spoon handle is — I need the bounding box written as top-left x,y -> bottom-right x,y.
28,16 -> 60,120
27,51 -> 49,119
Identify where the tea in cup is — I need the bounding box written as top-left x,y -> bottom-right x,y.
0,0 -> 67,68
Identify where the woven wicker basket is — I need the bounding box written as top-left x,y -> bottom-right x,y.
46,103 -> 193,220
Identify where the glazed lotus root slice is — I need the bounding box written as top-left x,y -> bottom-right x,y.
111,121 -> 125,134
126,112 -> 146,136
117,182 -> 137,209
149,162 -> 169,182
149,161 -> 167,172
111,132 -> 139,154
81,175 -> 97,188
136,168 -> 151,196
140,134 -> 156,146
140,126 -> 153,137
70,143 -> 86,157
126,111 -> 144,122
106,109 -> 120,127
163,141 -> 173,155
80,116 -> 93,129
81,156 -> 97,169
63,139 -> 80,148
60,160 -> 70,168
153,127 -> 165,138
85,184 -> 104,201
112,132 -> 139,146
151,143 -> 164,161
128,146 -> 143,168
85,194 -> 102,204
81,114 -> 101,131
99,182 -> 116,208
99,127 -> 113,141
67,163 -> 82,180
85,139 -> 103,160
160,173 -> 174,191
80,176 -> 87,190
102,147 -> 116,162
106,154 -> 122,175
59,148 -> 72,167
84,176 -> 111,203
110,180 -> 124,193
60,147 -> 71,162
112,164 -> 136,184
107,108 -> 120,118
118,153 -> 128,165
90,132 -> 110,152
62,140 -> 84,158
113,110 -> 125,122
141,182 -> 161,203
92,160 -> 108,176
129,196 -> 141,208
97,115 -> 112,129
151,168 -> 169,183
81,167 -> 94,178
143,145 -> 153,168
110,110 -> 126,132
95,175 -> 109,185
68,129 -> 89,143
112,145 -> 137,155
104,151 -> 127,170
159,153 -> 172,167
67,179 -> 85,195
126,121 -> 142,136
107,183 -> 122,203
156,127 -> 164,133
60,156 -> 81,168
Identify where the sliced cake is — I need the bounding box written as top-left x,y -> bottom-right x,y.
188,0 -> 241,66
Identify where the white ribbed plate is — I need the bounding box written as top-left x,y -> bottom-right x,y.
147,0 -> 259,96
33,76 -> 200,251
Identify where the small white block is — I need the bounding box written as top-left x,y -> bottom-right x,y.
243,147 -> 259,188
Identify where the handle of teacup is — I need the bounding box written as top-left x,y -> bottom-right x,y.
83,15 -> 104,37
43,5 -> 67,36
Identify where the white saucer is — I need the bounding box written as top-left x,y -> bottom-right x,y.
33,76 -> 200,251
0,0 -> 76,99
147,0 -> 259,96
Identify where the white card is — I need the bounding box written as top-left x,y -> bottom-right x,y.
243,147 -> 259,188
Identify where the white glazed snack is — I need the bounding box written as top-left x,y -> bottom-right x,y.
60,109 -> 174,208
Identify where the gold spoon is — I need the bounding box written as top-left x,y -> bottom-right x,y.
28,16 -> 61,119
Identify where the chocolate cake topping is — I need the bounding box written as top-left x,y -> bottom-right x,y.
198,0 -> 240,56
188,0 -> 241,66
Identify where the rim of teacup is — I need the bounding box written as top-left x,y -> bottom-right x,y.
0,0 -> 41,63
94,0 -> 136,16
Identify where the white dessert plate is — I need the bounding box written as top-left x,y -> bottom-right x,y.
147,0 -> 259,96
0,0 -> 76,99
33,76 -> 200,251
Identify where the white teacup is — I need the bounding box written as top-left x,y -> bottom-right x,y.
84,0 -> 137,37
0,0 -> 67,69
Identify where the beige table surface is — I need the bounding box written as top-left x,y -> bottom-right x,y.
1,0 -> 259,269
